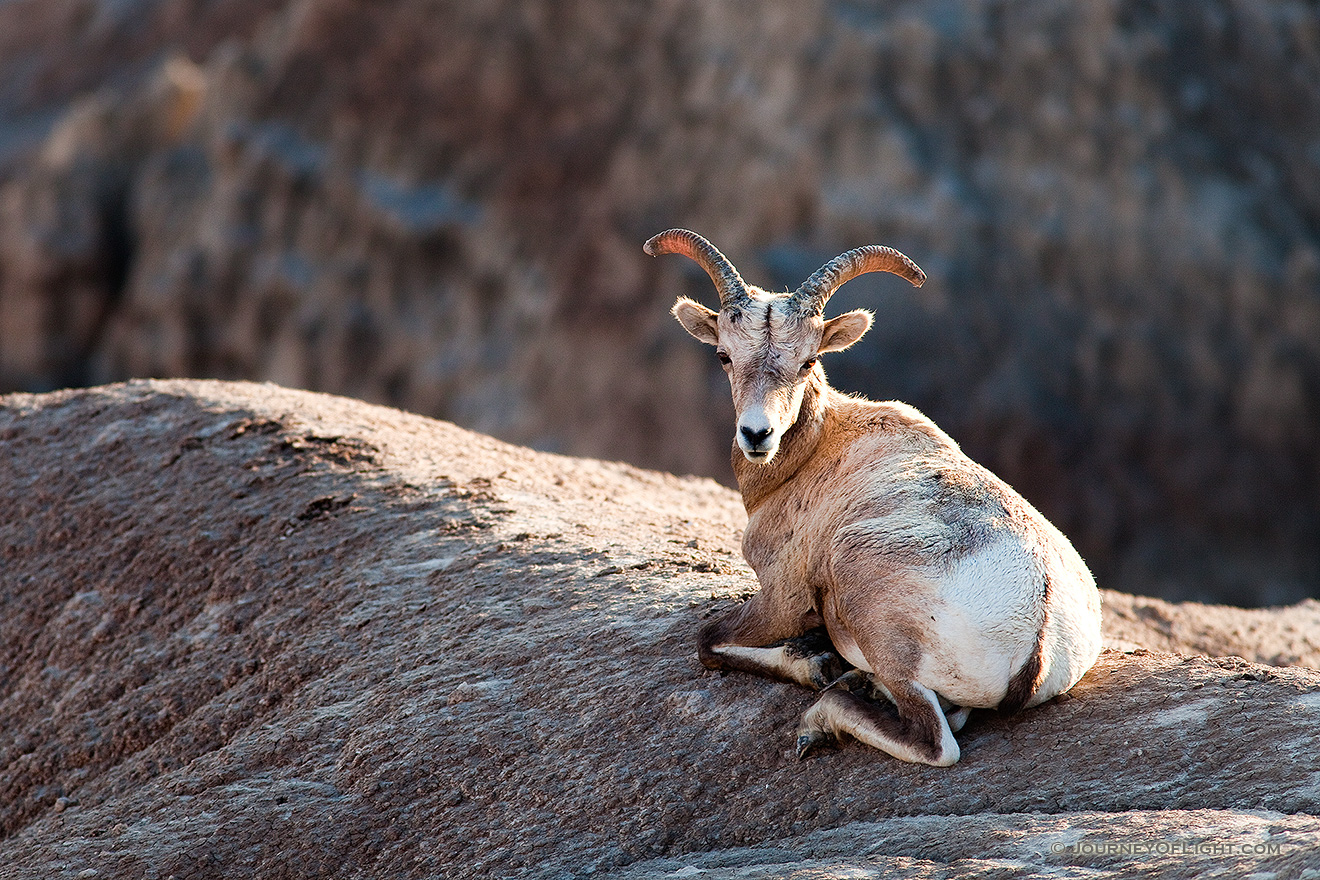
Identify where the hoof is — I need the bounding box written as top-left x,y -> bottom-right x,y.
795,698 -> 837,760
795,729 -> 832,760
827,669 -> 872,694
807,653 -> 844,690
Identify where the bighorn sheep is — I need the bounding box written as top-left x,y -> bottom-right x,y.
646,229 -> 1102,766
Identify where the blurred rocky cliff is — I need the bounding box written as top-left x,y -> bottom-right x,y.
0,0 -> 1317,604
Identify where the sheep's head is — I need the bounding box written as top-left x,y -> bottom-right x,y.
646,229 -> 925,464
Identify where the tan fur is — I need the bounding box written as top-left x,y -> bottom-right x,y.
651,231 -> 1103,766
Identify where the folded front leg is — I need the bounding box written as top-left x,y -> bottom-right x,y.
698,593 -> 842,690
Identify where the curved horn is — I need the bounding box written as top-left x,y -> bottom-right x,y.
793,245 -> 926,314
644,229 -> 751,309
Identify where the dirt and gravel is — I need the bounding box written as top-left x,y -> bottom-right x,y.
2,380 -> 1318,879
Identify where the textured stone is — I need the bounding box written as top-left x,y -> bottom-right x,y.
1,381 -> 1318,879
1102,590 -> 1320,669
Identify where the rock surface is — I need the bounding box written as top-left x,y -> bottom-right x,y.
2,381 -> 1318,879
1102,591 -> 1320,670
1,1 -> 1318,605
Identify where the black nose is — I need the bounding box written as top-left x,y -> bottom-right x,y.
740,426 -> 772,447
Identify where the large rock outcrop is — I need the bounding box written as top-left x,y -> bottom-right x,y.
2,381 -> 1318,878
0,1 -> 1317,605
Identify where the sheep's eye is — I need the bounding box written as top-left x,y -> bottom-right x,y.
717,351 -> 732,366
800,357 -> 818,372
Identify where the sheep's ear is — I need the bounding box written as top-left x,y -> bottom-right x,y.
818,310 -> 872,353
672,297 -> 720,345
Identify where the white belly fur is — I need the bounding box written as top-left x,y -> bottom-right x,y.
916,537 -> 1044,707
830,536 -> 1098,709
1029,557 -> 1103,707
